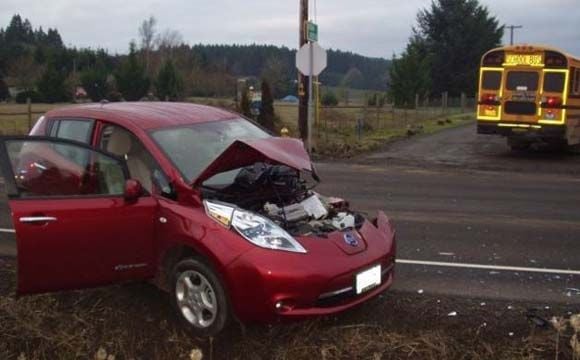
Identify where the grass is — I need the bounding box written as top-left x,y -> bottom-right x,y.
1,254 -> 578,360
276,104 -> 475,158
0,101 -> 475,159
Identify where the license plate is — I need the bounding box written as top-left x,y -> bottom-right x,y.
355,265 -> 382,294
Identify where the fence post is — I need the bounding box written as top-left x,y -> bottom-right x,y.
27,97 -> 32,131
415,93 -> 419,121
460,92 -> 466,113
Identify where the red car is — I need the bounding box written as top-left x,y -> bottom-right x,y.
0,102 -> 396,336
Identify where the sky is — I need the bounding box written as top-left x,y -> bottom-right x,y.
1,0 -> 579,59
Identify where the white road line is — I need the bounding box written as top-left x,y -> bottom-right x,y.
0,228 -> 15,234
397,259 -> 580,276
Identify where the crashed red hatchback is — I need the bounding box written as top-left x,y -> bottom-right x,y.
0,102 -> 396,336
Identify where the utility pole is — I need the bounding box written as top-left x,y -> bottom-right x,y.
298,0 -> 309,142
505,25 -> 523,45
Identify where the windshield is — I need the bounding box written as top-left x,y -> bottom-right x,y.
151,118 -> 270,183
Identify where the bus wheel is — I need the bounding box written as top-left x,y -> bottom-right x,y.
507,138 -> 529,151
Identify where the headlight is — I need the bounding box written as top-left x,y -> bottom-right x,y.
204,200 -> 307,254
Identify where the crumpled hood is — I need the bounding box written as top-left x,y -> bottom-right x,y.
193,137 -> 316,187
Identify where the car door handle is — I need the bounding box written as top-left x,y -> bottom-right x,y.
19,216 -> 58,224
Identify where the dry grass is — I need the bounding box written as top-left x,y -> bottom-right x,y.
1,258 -> 577,360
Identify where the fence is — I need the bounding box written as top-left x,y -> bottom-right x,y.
0,99 -> 47,135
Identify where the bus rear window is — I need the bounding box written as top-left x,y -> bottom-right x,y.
506,71 -> 539,91
482,71 -> 502,90
543,73 -> 565,92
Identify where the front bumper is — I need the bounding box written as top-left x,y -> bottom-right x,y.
223,212 -> 396,323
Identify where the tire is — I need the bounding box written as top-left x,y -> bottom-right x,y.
170,257 -> 230,337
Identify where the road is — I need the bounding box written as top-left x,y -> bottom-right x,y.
1,123 -> 579,305
316,123 -> 580,305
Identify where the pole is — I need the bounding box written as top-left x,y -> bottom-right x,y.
307,42 -> 314,153
298,0 -> 309,142
506,25 -> 523,45
27,97 -> 32,131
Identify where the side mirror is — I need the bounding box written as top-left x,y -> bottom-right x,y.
124,179 -> 144,202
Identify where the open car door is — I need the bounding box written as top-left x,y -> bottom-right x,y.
0,136 -> 158,295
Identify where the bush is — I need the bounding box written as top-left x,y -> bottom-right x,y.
15,90 -> 43,104
321,91 -> 338,106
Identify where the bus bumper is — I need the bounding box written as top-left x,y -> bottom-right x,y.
477,122 -> 566,139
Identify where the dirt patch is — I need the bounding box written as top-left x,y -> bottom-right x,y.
1,258 -> 578,359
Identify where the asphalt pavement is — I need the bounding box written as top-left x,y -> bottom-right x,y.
317,124 -> 580,305
1,123 -> 579,305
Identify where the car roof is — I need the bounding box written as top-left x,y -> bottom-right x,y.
44,102 -> 239,130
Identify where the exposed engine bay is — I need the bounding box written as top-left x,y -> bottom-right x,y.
201,163 -> 365,236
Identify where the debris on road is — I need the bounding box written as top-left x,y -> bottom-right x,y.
447,311 -> 458,317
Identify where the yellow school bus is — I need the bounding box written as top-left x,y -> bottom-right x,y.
477,45 -> 580,150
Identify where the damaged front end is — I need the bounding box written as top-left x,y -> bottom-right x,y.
195,137 -> 391,256
202,162 -> 366,238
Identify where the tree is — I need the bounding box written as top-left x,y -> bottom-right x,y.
139,16 -> 156,73
415,0 -> 503,95
239,87 -> 252,118
155,60 -> 183,101
37,61 -> 71,103
116,41 -> 150,101
261,56 -> 290,98
258,80 -> 275,131
81,66 -> 109,102
321,90 -> 338,106
0,75 -> 9,101
388,36 -> 431,107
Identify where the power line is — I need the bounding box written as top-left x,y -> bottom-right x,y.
505,25 -> 523,45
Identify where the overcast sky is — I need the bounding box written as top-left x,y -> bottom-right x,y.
1,0 -> 579,59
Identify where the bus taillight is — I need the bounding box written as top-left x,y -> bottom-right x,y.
480,93 -> 500,105
542,96 -> 562,108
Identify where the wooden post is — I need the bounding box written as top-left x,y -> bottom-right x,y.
460,92 -> 466,113
27,97 -> 32,131
298,0 -> 309,141
415,93 -> 419,121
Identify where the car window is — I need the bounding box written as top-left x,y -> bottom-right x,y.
100,124 -> 174,198
5,139 -> 126,198
50,119 -> 94,143
49,119 -> 94,167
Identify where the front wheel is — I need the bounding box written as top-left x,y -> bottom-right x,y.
170,257 -> 230,337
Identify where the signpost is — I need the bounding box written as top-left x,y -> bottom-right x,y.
296,26 -> 327,153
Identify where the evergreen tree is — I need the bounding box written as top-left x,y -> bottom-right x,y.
258,80 -> 275,131
240,87 -> 252,118
415,0 -> 503,95
81,66 -> 109,102
37,61 -> 71,103
155,60 -> 183,101
0,75 -> 9,101
388,36 -> 431,107
116,42 -> 150,101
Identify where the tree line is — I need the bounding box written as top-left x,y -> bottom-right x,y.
0,14 -> 391,104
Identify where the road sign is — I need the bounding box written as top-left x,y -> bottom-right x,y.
307,21 -> 318,42
296,42 -> 327,76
